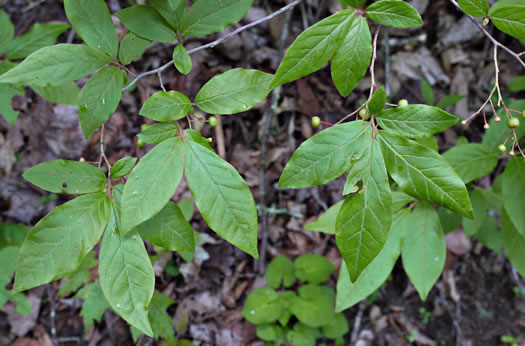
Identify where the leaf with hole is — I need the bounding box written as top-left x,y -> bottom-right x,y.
23,159 -> 106,194
118,33 -> 151,65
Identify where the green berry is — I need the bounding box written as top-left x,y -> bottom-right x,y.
311,116 -> 321,128
482,17 -> 490,25
522,110 -> 525,119
398,99 -> 409,108
510,150 -> 516,157
507,117 -> 520,129
359,108 -> 370,120
498,144 -> 507,152
137,139 -> 145,147
209,116 -> 218,127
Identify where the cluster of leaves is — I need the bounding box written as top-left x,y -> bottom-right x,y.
0,224 -> 31,315
1,0 -> 525,338
242,254 -> 348,346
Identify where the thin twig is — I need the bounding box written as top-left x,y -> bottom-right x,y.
448,0 -> 525,69
350,302 -> 366,344
46,284 -> 58,346
257,7 -> 293,274
122,0 -> 302,92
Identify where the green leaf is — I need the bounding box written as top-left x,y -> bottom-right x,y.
369,86 -> 387,114
99,206 -> 154,337
181,0 -> 254,37
0,246 -> 18,279
31,82 -> 80,106
286,323 -> 320,346
331,15 -> 372,97
392,191 -> 414,211
338,138 -> 392,282
9,292 -> 32,315
442,143 -> 499,184
184,129 -> 258,257
503,158 -> 525,237
378,131 -> 473,218
294,254 -> 336,285
458,0 -> 489,17
0,10 -> 13,56
336,209 -> 410,312
121,137 -> 185,234
401,203 -> 446,300
7,23 -> 70,60
144,291 -> 176,342
118,32 -> 151,65
178,199 -> 194,221
436,95 -> 465,110
483,100 -> 525,148
136,201 -> 195,253
489,6 -> 525,41
279,121 -> 371,189
463,189 -> 488,237
322,313 -> 349,339
137,123 -> 178,145
414,134 -> 438,152
57,252 -> 97,296
376,105 -> 459,138
116,5 -> 178,42
304,200 -> 343,234
74,280 -> 110,331
23,159 -> 106,194
173,45 -> 192,75
438,207 -> 462,234
0,44 -> 111,86
341,0 -> 367,8
0,61 -> 24,125
420,78 -> 435,106
290,285 -> 335,327
110,157 -> 137,178
270,10 -> 355,90
266,255 -> 296,289
508,76 -> 525,92
474,215 -> 502,252
242,287 -> 281,324
502,210 -> 525,277
139,91 -> 193,122
14,193 -> 111,292
150,0 -> 187,30
64,0 -> 118,58
0,224 -> 29,250
257,324 -> 284,342
366,0 -> 423,28
79,66 -> 126,138
195,68 -> 273,115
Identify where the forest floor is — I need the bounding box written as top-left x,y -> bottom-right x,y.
1,0 -> 525,345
